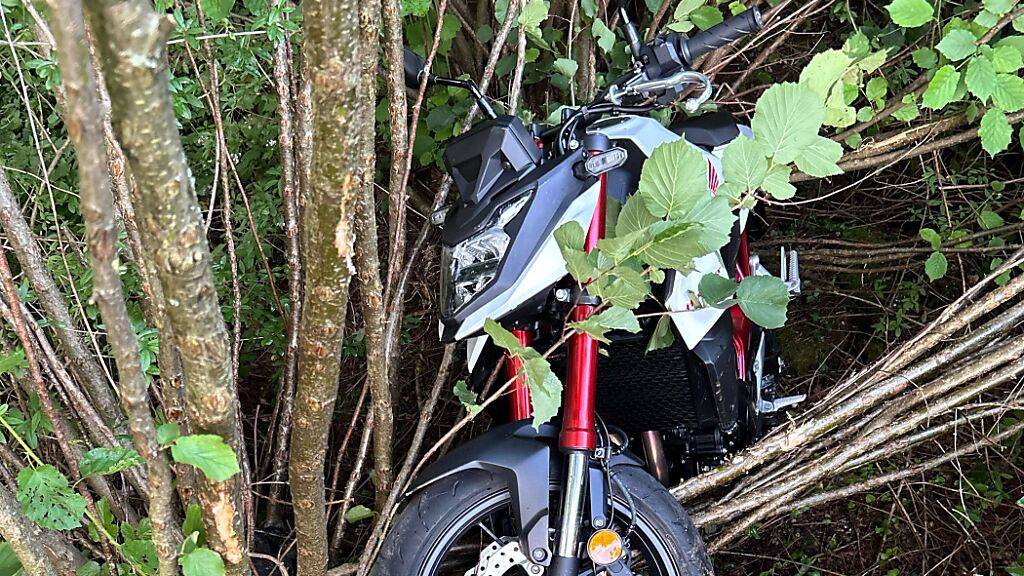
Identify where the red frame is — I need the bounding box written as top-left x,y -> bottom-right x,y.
506,329 -> 534,421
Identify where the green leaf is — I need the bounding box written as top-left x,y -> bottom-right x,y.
615,195 -> 658,237
157,422 -> 181,446
554,221 -> 597,282
936,29 -> 978,61
180,548 -> 225,576
912,47 -> 938,68
979,209 -> 1005,229
925,251 -> 948,281
984,0 -> 1014,15
735,276 -> 789,329
571,306 -> 641,343
344,504 -> 374,523
672,0 -> 703,20
967,56 -> 998,102
79,447 -> 144,478
518,0 -> 548,39
866,76 -> 888,102
171,435 -> 241,482
403,0 -> 430,15
646,316 -> 675,353
991,45 -> 1023,72
922,65 -> 961,109
200,0 -> 235,20
698,274 -> 739,306
799,50 -> 854,100
484,318 -> 525,352
638,140 -> 709,218
751,83 -> 825,164
920,227 -> 942,250
453,380 -> 482,416
992,73 -> 1024,111
524,357 -> 562,428
553,58 -> 578,79
721,136 -> 768,193
844,32 -> 871,59
16,465 -> 86,530
886,0 -> 933,27
761,164 -> 796,200
690,5 -> 724,29
893,94 -> 921,121
979,108 -> 1013,156
592,19 -> 616,54
76,561 -> 100,576
183,502 -> 204,543
794,136 -> 844,177
592,265 -> 651,308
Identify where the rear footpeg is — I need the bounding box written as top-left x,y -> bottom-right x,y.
757,394 -> 806,414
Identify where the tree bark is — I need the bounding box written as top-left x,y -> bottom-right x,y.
81,1 -> 248,572
265,1 -> 303,526
0,167 -> 121,429
0,483 -> 81,575
289,0 -> 367,570
43,0 -> 182,572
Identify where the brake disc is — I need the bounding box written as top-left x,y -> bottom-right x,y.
465,539 -> 543,576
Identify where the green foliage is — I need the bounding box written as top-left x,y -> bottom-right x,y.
980,108 -> 1013,155
16,465 -> 86,530
0,543 -> 22,576
886,0 -> 933,28
570,306 -> 641,344
925,251 -> 949,281
157,422 -> 182,446
484,319 -> 563,428
169,435 -> 241,482
344,504 -> 375,523
453,380 -> 483,416
180,547 -> 226,576
78,447 -> 144,478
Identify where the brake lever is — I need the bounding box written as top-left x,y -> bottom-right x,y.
606,70 -> 712,113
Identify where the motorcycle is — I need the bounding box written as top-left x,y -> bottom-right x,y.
374,5 -> 804,575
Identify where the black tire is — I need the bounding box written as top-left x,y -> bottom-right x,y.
372,465 -> 713,575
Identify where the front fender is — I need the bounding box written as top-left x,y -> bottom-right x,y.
407,421 -> 647,567
408,420 -> 558,565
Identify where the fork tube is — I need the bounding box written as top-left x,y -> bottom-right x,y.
551,147 -> 607,575
506,328 -> 533,421
559,169 -> 605,452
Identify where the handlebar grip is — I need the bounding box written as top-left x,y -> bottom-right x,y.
682,7 -> 763,62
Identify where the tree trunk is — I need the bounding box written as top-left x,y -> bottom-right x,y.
0,483 -> 81,575
0,166 -> 121,429
82,0 -> 248,572
289,0 -> 367,570
43,0 -> 183,572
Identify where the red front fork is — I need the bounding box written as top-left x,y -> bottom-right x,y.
506,329 -> 534,421
559,171 -> 606,452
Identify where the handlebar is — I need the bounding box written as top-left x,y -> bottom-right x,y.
681,7 -> 763,62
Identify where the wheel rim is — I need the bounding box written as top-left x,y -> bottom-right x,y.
419,485 -> 680,576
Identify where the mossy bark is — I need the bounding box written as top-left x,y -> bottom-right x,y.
82,0 -> 248,572
44,0 -> 183,572
289,0 -> 367,571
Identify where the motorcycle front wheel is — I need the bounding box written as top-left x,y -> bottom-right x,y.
371,464 -> 712,575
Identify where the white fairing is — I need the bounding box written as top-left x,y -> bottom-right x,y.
455,117 -> 763,360
451,182 -> 602,341
590,116 -> 748,350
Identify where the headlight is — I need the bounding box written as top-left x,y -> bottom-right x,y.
441,195 -> 530,316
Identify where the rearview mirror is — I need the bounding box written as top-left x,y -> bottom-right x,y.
404,49 -> 431,90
